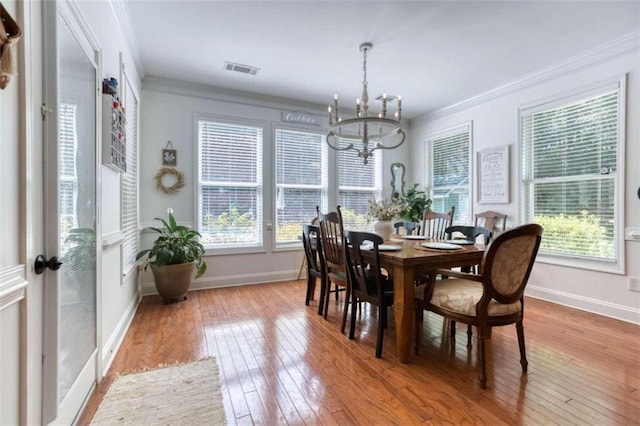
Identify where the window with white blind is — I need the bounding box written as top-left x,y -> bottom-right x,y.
338,143 -> 381,231
521,82 -> 622,269
425,125 -> 471,223
197,119 -> 263,249
275,128 -> 328,246
121,74 -> 139,272
59,103 -> 78,236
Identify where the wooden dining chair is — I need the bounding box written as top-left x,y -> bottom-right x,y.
344,230 -> 395,358
302,224 -> 327,315
393,221 -> 421,236
474,211 -> 507,234
445,225 -> 492,245
414,223 -> 543,388
421,207 -> 455,240
316,206 -> 350,333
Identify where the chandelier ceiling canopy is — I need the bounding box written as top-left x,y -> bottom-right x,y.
326,42 -> 405,165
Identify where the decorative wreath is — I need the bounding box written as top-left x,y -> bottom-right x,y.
154,166 -> 185,194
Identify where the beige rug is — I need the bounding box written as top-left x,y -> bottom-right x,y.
91,358 -> 227,425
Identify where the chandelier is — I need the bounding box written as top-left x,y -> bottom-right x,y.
326,42 -> 405,165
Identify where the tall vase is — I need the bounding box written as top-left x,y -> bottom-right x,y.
374,220 -> 394,241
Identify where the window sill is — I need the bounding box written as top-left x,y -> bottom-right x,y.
536,253 -> 623,275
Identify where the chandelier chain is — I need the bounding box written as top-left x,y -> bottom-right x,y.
362,47 -> 368,87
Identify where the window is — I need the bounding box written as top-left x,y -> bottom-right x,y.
275,128 -> 328,246
198,119 -> 263,249
121,73 -> 139,272
425,125 -> 471,222
338,143 -> 381,230
521,83 -> 622,268
59,103 -> 78,237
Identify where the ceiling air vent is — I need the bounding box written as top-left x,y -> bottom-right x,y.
224,62 -> 260,76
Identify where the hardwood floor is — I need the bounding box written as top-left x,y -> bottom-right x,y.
79,280 -> 640,425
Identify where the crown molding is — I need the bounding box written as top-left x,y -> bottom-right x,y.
110,0 -> 144,77
413,30 -> 640,126
142,76 -> 330,117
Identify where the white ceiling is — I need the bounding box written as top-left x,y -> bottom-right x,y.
121,1 -> 640,119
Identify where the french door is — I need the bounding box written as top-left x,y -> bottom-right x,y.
41,1 -> 100,423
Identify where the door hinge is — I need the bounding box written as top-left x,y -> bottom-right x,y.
41,104 -> 53,120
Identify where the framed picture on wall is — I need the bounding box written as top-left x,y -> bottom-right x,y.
478,145 -> 509,204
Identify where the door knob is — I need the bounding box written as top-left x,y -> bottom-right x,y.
34,255 -> 63,275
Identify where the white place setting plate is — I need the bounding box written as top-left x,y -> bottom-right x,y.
360,244 -> 402,251
421,242 -> 463,250
403,235 -> 426,240
441,239 -> 475,245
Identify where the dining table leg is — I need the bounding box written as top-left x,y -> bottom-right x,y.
392,264 -> 416,363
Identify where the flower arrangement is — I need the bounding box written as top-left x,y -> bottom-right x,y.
367,198 -> 404,221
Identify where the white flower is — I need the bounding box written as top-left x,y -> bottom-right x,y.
167,207 -> 174,215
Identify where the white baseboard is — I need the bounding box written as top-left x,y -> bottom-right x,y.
140,269 -> 300,296
100,294 -> 141,377
526,285 -> 640,325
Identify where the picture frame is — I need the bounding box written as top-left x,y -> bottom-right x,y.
162,149 -> 177,166
477,145 -> 509,204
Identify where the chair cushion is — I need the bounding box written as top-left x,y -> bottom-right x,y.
416,279 -> 521,317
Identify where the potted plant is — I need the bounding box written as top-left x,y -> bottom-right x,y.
367,198 -> 404,241
401,184 -> 432,223
136,209 -> 207,303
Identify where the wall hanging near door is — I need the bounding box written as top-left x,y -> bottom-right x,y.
154,166 -> 185,194
0,1 -> 23,90
162,140 -> 177,166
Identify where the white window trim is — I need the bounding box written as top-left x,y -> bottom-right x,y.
194,113 -> 266,254
517,75 -> 626,274
424,121 -> 473,224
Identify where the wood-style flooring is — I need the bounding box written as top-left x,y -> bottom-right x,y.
79,280 -> 640,425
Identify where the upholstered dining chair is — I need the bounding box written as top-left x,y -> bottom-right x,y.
475,211 -> 507,234
316,206 -> 350,333
344,230 -> 395,358
414,223 -> 543,388
421,207 -> 455,240
302,224 -> 327,315
394,221 -> 421,236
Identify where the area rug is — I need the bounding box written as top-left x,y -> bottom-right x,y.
91,358 -> 227,425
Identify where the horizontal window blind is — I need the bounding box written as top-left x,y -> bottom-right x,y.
59,103 -> 78,233
338,141 -> 381,231
275,129 -> 327,245
198,120 -> 263,248
427,128 -> 470,223
521,89 -> 619,261
121,77 -> 139,271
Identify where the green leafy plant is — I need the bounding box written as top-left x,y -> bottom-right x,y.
136,209 -> 207,278
401,184 -> 432,223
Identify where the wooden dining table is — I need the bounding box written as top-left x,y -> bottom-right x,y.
362,238 -> 485,363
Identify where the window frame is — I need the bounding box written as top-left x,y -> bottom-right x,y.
518,76 -> 626,274
424,122 -> 473,224
337,145 -> 382,231
195,114 -> 266,254
273,124 -> 329,249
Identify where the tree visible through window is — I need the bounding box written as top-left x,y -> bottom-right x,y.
521,87 -> 620,263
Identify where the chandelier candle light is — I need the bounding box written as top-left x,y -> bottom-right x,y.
326,42 -> 405,164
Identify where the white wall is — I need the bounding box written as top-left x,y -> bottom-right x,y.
409,39 -> 640,323
139,80 -> 410,292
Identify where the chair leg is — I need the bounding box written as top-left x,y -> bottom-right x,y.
348,296 -> 357,340
467,324 -> 473,348
376,304 -> 385,358
516,320 -> 528,373
317,277 -> 326,315
335,284 -> 339,300
414,307 -> 421,355
478,326 -> 488,389
450,320 -> 456,337
340,285 -> 350,334
322,280 -> 332,320
305,274 -> 315,306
